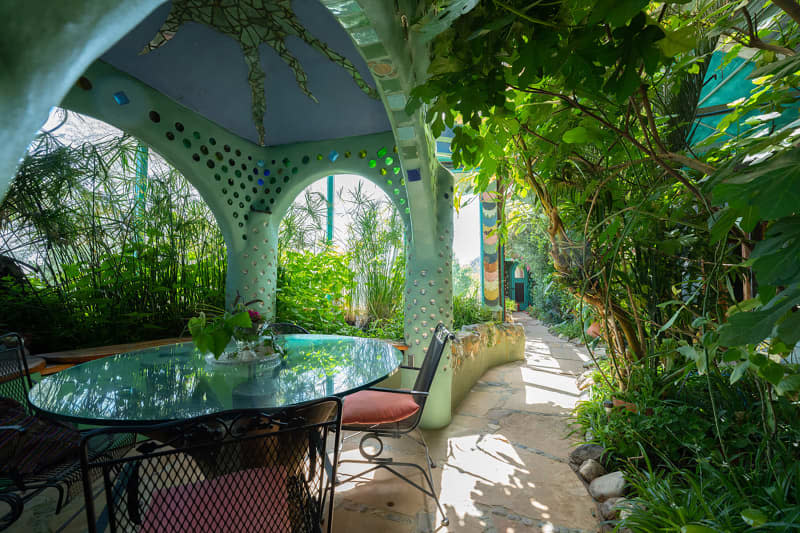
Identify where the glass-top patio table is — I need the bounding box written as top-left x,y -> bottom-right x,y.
28,335 -> 401,426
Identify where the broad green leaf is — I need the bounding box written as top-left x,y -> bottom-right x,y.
656,26 -> 696,57
209,328 -> 231,358
722,347 -> 745,363
562,127 -> 590,144
730,360 -> 750,384
228,310 -> 253,329
708,207 -> 738,244
718,284 -> 800,346
776,310 -> 800,346
750,218 -> 800,286
759,360 -> 785,385
776,374 -> 800,395
741,508 -> 768,527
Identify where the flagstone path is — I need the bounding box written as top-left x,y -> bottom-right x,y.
333,312 -> 598,532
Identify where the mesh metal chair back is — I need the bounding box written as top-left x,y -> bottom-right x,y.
81,397 -> 342,533
0,332 -> 33,412
266,322 -> 311,335
336,323 -> 455,526
412,324 -> 455,398
1,332 -> 134,522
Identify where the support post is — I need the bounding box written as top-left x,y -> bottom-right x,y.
326,175 -> 334,244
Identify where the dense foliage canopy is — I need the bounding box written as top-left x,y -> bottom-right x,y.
412,0 -> 800,528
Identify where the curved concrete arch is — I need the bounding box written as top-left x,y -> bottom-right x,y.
270,165 -> 411,240
0,0 -> 165,199
61,61 -> 417,316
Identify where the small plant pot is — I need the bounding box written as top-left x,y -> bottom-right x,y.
612,397 -> 638,413
586,321 -> 602,338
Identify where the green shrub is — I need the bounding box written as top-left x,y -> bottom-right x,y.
275,248 -> 359,335
621,454 -> 800,532
0,132 -> 226,352
453,291 -> 493,329
550,319 -> 584,340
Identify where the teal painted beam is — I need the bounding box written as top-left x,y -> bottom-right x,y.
326,175 -> 334,244
134,142 -> 149,245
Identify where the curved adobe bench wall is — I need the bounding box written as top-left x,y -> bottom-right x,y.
449,323 -> 526,415
377,322 -> 525,430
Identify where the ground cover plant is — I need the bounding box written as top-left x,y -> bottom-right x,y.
412,0 -> 800,530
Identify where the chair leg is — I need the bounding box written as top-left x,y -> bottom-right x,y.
337,430 -> 449,527
411,428 -> 436,469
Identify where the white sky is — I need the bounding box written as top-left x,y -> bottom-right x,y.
41,109 -> 482,266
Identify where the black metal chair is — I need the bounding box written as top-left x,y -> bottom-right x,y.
0,493 -> 23,531
265,322 -> 311,335
0,332 -> 134,530
80,397 -> 342,533
336,323 -> 455,527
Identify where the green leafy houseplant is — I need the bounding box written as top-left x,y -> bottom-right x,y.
188,296 -> 278,360
187,310 -> 253,359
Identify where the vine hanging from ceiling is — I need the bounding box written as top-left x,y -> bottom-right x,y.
142,0 -> 379,145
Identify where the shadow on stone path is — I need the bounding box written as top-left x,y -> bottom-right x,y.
334,312 -> 598,532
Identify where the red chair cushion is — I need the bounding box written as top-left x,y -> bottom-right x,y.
0,398 -> 80,476
342,390 -> 420,425
140,466 -> 290,533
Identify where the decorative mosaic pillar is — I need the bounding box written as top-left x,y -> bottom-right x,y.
318,0 -> 463,428
231,212 -> 279,316
480,182 -> 503,312
404,166 -> 454,428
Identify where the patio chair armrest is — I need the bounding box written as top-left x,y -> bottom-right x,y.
0,425 -> 27,433
366,387 -> 428,397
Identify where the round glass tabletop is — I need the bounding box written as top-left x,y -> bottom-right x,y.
28,335 -> 401,425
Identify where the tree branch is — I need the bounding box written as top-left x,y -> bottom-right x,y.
771,0 -> 800,28
509,84 -> 713,209
736,7 -> 796,56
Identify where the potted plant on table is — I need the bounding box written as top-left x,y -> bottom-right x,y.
188,297 -> 282,363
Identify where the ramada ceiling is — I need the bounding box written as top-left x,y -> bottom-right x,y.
101,0 -> 391,147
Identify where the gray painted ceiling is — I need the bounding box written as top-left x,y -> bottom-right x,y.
102,0 -> 390,147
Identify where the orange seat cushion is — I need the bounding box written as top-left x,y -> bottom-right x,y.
342,390 -> 420,425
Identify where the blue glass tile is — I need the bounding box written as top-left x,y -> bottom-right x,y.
328,150 -> 339,162
351,28 -> 379,46
264,169 -> 270,176
113,91 -> 129,105
397,126 -> 414,141
258,179 -> 264,185
387,94 -> 406,111
407,169 -> 422,182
